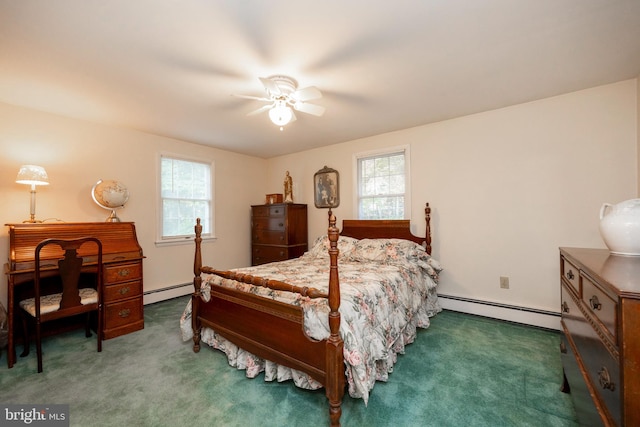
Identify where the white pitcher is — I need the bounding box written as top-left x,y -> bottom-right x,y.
599,199 -> 640,256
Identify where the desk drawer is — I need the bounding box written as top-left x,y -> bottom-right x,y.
104,279 -> 142,303
104,262 -> 142,284
105,297 -> 143,330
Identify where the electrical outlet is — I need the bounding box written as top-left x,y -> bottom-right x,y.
500,276 -> 509,289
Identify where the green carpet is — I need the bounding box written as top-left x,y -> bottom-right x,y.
0,296 -> 578,426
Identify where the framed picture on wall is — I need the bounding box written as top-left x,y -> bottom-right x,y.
314,166 -> 339,208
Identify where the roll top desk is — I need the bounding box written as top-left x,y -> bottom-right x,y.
4,222 -> 145,368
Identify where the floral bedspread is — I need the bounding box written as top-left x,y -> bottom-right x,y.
180,236 -> 442,405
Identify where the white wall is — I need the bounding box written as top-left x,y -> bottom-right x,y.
267,79 -> 638,315
0,101 -> 268,308
1,79 -> 637,323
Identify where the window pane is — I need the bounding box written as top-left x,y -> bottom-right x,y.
160,156 -> 212,239
357,150 -> 406,219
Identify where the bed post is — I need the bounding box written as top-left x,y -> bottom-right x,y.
326,209 -> 344,427
192,218 -> 203,353
424,203 -> 432,254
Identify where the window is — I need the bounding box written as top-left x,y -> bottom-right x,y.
159,155 -> 213,241
355,147 -> 409,219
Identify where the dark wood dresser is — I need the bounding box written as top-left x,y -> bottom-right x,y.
4,222 -> 145,368
560,247 -> 640,426
251,203 -> 308,266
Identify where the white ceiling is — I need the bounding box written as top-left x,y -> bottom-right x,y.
1,1 -> 640,159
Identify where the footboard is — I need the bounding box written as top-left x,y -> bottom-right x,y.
191,212 -> 344,427
198,284 -> 328,382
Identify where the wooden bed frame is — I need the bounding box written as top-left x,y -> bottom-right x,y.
190,203 -> 432,427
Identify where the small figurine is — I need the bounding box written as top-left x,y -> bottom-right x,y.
284,171 -> 293,203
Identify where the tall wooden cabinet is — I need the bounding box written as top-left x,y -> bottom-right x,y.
251,203 -> 308,266
559,247 -> 640,426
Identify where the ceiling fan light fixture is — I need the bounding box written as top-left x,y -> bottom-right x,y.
269,101 -> 293,127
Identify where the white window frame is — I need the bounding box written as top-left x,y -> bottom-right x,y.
156,153 -> 215,246
352,145 -> 411,220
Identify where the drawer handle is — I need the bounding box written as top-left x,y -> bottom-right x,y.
561,301 -> 570,314
598,367 -> 615,391
118,309 -> 131,318
565,270 -> 574,280
589,295 -> 602,311
559,341 -> 567,354
119,286 -> 130,296
118,268 -> 131,278
274,209 -> 280,214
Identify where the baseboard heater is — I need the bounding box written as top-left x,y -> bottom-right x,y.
437,293 -> 561,331
143,283 -> 193,305
142,286 -> 561,330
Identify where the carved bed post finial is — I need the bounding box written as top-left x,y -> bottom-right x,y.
192,218 -> 203,352
424,203 -> 432,255
326,210 -> 344,427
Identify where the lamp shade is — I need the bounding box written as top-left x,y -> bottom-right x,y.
16,165 -> 49,186
268,101 -> 293,126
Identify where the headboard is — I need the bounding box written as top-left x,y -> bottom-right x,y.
340,203 -> 432,254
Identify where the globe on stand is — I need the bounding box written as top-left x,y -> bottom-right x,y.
91,179 -> 129,222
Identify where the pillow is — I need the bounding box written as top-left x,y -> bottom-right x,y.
305,235 -> 358,259
352,238 -> 425,263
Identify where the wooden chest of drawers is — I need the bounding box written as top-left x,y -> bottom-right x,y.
251,203 -> 308,265
560,247 -> 640,426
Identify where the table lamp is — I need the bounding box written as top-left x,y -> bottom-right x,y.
15,164 -> 49,223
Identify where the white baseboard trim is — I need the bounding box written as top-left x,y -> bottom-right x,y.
438,294 -> 561,331
143,283 -> 193,305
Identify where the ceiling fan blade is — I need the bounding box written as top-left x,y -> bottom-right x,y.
259,77 -> 281,95
293,102 -> 325,116
232,94 -> 271,102
293,86 -> 322,102
247,104 -> 273,116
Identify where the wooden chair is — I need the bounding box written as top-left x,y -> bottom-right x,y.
18,237 -> 103,373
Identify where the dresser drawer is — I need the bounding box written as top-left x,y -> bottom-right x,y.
252,245 -> 289,265
252,217 -> 286,232
573,327 -> 621,426
560,331 -> 605,427
252,205 -> 286,217
581,273 -> 617,341
104,262 -> 142,284
253,229 -> 286,244
561,283 -> 581,325
103,279 -> 142,303
563,284 -> 621,426
105,297 -> 144,330
561,256 -> 580,294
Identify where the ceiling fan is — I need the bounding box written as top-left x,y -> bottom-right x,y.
234,75 -> 326,129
